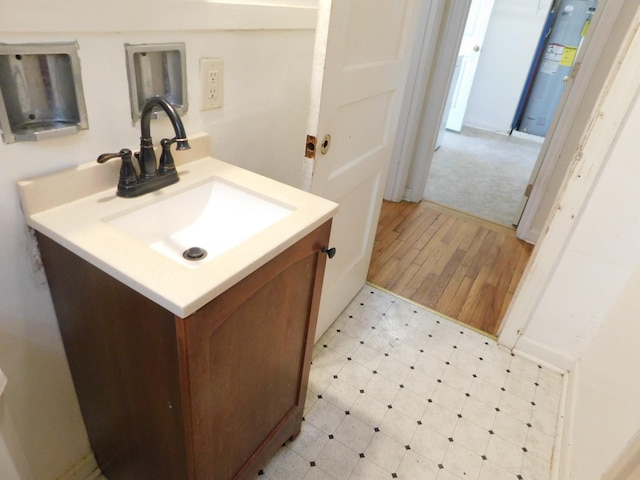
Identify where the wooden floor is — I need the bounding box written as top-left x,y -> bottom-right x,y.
367,201 -> 533,336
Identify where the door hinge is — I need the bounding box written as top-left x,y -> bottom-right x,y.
524,184 -> 534,197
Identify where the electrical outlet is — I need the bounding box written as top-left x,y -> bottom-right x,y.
201,58 -> 223,110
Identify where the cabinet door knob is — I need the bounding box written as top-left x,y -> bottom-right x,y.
321,247 -> 336,259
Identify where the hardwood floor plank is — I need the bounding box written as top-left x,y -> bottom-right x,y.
367,201 -> 533,336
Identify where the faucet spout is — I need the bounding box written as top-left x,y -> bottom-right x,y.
138,96 -> 191,180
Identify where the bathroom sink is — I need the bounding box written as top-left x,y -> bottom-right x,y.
106,179 -> 293,268
17,133 -> 337,317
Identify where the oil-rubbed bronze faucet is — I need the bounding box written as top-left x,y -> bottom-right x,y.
97,96 -> 191,197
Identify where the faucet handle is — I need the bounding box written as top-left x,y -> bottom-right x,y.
96,148 -> 139,197
158,138 -> 178,176
97,149 -> 132,164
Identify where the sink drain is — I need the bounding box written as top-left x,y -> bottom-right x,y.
183,247 -> 207,261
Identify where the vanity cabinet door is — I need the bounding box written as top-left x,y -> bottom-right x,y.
179,220 -> 331,480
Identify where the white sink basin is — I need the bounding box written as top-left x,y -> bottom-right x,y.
106,179 -> 293,268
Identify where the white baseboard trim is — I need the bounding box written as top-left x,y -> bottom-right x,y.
513,336 -> 575,372
512,339 -> 576,479
56,453 -> 102,480
551,364 -> 573,480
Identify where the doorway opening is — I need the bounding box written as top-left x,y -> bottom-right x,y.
372,0 -> 603,336
424,127 -> 542,227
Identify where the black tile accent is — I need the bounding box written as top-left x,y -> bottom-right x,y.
318,394 -> 323,399
392,474 -> 398,479
337,329 -> 341,332
323,344 -> 328,348
522,447 -> 528,452
518,475 -> 523,480
360,389 -> 365,394
373,371 -> 378,375
448,437 -> 454,442
495,407 -> 500,412
489,430 -> 494,435
405,445 -> 410,450
328,434 -> 334,439
501,387 -> 506,392
437,379 -> 442,383
453,345 -> 458,349
527,423 -> 532,428
384,353 -> 389,357
400,384 -> 405,389
417,420 -> 423,425
428,399 -> 433,403
481,455 -> 487,460
333,375 -> 338,379
258,470 -> 264,475
506,369 -> 511,373
360,341 -> 365,344
374,427 -> 380,432
420,349 -> 424,353
457,414 -> 462,418
410,366 -> 415,370
438,464 -> 444,469
387,405 -> 393,409
347,357 -> 352,361
359,453 -> 365,458
345,411 -> 350,415
465,393 -> 471,397
445,361 -> 450,365
310,461 -> 316,467
473,374 -> 478,378
479,357 -> 484,361
531,401 -> 536,406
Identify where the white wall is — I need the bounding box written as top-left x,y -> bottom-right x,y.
0,2 -> 316,479
463,0 -> 551,133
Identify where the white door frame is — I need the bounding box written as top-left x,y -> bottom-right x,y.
515,0 -> 616,243
499,0 -> 632,348
385,0 -> 471,202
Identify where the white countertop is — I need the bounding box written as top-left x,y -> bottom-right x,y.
18,133 -> 338,318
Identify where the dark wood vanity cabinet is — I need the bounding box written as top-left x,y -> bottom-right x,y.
37,220 -> 332,480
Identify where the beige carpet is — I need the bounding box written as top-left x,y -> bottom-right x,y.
423,127 -> 541,227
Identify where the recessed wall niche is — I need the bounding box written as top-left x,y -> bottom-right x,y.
125,43 -> 188,123
0,42 -> 89,144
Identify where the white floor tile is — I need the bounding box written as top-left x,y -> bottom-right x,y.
379,408 -> 417,445
256,286 -> 560,480
443,442 -> 483,480
410,425 -> 450,464
364,432 -> 406,473
262,447 -> 310,480
333,414 -> 375,454
322,378 -> 360,411
397,449 -> 440,480
314,439 -> 359,480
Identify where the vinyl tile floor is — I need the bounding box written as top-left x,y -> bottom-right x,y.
256,286 -> 564,480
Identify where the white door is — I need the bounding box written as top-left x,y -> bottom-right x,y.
445,0 -> 495,132
304,0 -> 421,340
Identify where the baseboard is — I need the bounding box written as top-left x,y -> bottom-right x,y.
512,337 -> 575,479
551,363 -> 574,480
513,336 -> 575,372
55,453 -> 102,480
